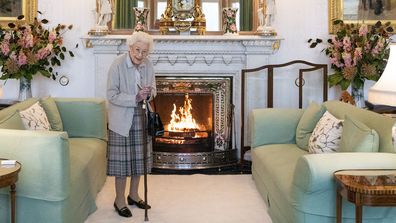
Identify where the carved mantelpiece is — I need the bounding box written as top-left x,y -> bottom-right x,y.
84,34 -> 281,158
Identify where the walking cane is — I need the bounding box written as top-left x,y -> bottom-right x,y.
142,99 -> 149,221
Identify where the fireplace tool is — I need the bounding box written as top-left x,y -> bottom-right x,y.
142,99 -> 149,221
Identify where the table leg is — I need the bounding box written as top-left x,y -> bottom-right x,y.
10,184 -> 16,223
355,193 -> 362,223
336,188 -> 342,223
355,204 -> 362,223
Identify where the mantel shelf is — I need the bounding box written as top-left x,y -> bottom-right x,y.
82,34 -> 283,54
83,34 -> 282,41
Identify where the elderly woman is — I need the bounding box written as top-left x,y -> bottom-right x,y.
106,31 -> 156,218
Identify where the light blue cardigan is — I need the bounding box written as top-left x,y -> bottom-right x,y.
106,53 -> 156,137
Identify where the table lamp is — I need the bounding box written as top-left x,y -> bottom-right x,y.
367,43 -> 396,110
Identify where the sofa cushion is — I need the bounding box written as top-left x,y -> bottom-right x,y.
0,98 -> 39,121
250,108 -> 304,147
40,97 -> 63,131
308,111 -> 343,153
324,100 -> 396,153
0,111 -> 25,130
339,115 -> 379,152
296,102 -> 326,151
19,102 -> 51,130
55,98 -> 108,140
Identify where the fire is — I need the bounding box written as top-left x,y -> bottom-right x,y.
168,94 -> 200,132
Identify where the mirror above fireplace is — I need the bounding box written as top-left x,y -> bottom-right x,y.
110,0 -> 261,33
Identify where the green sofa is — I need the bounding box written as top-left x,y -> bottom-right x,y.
0,98 -> 107,223
250,100 -> 396,223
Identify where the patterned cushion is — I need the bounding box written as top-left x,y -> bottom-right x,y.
308,111 -> 343,153
19,102 -> 51,130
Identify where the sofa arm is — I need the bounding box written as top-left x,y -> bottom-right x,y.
54,98 -> 107,141
0,129 -> 70,201
250,108 -> 304,147
293,153 -> 396,193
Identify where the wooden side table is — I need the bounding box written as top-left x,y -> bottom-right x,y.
0,159 -> 21,223
334,169 -> 396,223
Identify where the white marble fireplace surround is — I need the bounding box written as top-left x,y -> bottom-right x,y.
86,34 -> 281,158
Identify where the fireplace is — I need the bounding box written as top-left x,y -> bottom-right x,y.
87,35 -> 281,169
152,77 -> 237,169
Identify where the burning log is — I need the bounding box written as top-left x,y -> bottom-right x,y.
168,129 -> 199,138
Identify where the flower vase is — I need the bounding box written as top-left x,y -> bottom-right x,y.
222,8 -> 238,35
133,7 -> 149,32
19,77 -> 32,101
351,84 -> 365,108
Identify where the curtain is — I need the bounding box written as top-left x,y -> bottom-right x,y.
239,0 -> 252,31
114,0 -> 138,29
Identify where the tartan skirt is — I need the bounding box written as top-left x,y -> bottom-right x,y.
107,105 -> 153,177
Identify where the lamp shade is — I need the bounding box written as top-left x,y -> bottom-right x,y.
368,43 -> 396,106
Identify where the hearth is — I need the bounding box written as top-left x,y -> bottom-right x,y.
153,77 -> 237,169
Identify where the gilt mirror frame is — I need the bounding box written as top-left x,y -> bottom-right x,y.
329,0 -> 396,34
0,0 -> 38,28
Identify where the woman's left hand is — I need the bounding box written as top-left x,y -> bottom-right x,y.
136,87 -> 152,102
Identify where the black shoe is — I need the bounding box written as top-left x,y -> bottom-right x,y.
127,196 -> 151,209
113,203 -> 132,217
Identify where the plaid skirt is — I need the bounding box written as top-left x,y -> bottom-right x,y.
107,105 -> 153,177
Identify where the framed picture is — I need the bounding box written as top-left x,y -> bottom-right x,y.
0,0 -> 37,28
329,0 -> 396,33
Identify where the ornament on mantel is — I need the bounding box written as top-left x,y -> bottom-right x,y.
89,0 -> 113,36
222,8 -> 238,35
256,0 -> 277,36
133,7 -> 149,32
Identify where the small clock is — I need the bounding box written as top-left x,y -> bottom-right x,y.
59,76 -> 69,86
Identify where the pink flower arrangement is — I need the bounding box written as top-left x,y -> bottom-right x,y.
309,20 -> 392,90
0,15 -> 75,80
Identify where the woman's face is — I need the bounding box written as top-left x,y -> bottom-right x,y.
129,41 -> 149,65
